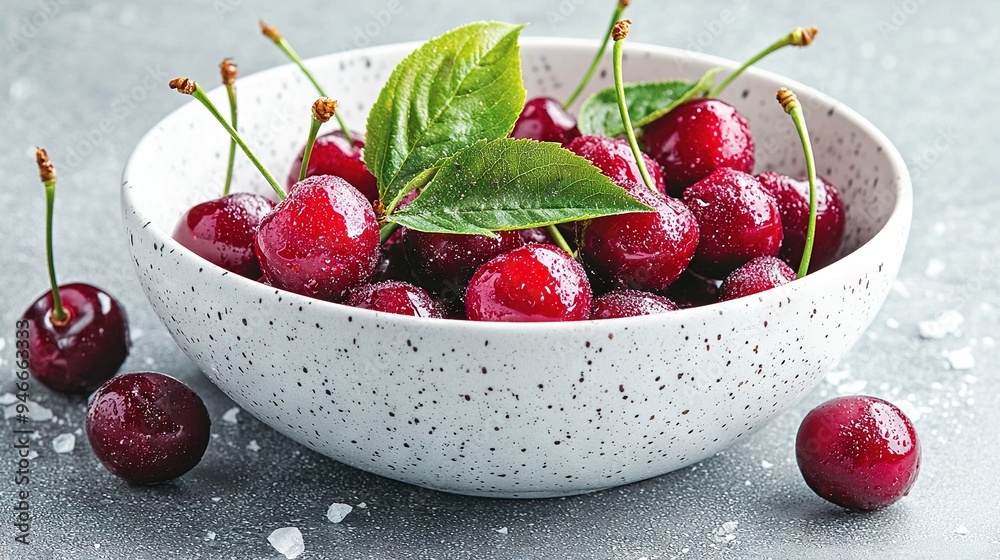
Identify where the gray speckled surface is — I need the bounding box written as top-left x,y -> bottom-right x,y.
1,1 -> 997,559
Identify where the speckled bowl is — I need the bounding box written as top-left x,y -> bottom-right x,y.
122,38 -> 911,498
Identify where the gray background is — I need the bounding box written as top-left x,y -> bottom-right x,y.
1,1 -> 997,558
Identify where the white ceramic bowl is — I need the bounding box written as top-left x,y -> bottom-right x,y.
122,38 -> 911,498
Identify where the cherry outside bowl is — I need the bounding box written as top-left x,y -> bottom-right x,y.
122,38 -> 911,498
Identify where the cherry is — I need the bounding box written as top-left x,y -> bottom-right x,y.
372,228 -> 415,283
345,281 -> 444,318
682,168 -> 783,278
796,396 -> 921,511
517,227 -> 556,246
718,256 -> 796,301
402,229 -> 524,299
641,98 -> 755,197
664,270 -> 721,308
255,175 -> 380,301
580,182 -> 699,292
512,97 -> 581,145
287,131 -> 376,202
23,284 -> 130,394
86,372 -> 211,484
466,244 -> 592,322
590,290 -> 678,319
566,135 -> 666,193
21,149 -> 130,394
172,193 -> 275,279
757,171 -> 844,271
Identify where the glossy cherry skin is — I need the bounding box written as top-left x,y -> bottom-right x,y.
402,229 -> 524,300
641,98 -> 755,197
255,175 -> 380,302
757,171 -> 846,271
517,227 -> 556,246
682,168 -> 783,278
21,283 -> 130,394
86,372 -> 210,484
796,396 -> 921,511
566,135 -> 666,194
580,182 -> 699,293
590,290 -> 678,319
466,244 -> 593,322
344,281 -> 444,318
287,130 -> 377,203
718,256 -> 796,301
172,193 -> 275,279
511,97 -> 581,145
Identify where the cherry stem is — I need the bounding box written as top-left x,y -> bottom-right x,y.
299,98 -> 338,183
777,88 -> 818,278
260,20 -> 354,144
35,148 -> 68,326
546,225 -> 576,256
710,26 -> 818,98
611,20 -> 657,193
563,0 -> 631,109
220,59 -> 239,196
170,78 -> 287,200
380,222 -> 399,244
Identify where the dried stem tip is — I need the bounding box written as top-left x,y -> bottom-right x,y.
220,58 -> 238,86
35,147 -> 56,183
776,87 -> 801,113
259,19 -> 283,43
311,98 -> 339,123
790,26 -> 819,47
612,19 -> 632,41
619,0 -> 631,7
169,77 -> 197,95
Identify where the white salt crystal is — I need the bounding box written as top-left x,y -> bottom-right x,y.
933,222 -> 947,235
918,310 -> 964,339
945,347 -> 975,370
52,433 -> 75,454
496,527 -> 509,534
824,368 -> 851,385
144,357 -> 155,366
760,460 -> 773,469
268,527 -> 304,559
247,440 -> 261,452
720,521 -> 738,533
837,379 -> 868,395
356,502 -> 367,509
983,337 -> 995,347
26,451 -> 38,460
4,399 -> 54,422
326,503 -> 353,523
211,497 -> 222,502
205,531 -> 216,541
0,393 -> 17,405
955,525 -> 969,535
962,374 -> 978,383
925,258 -> 946,278
222,407 -> 241,424
886,318 -> 900,329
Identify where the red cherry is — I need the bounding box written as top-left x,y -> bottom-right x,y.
511,97 -> 581,145
517,227 -> 556,246
796,396 -> 921,510
466,244 -> 592,322
86,372 -> 211,484
756,171 -> 846,271
580,182 -> 699,292
372,228 -> 415,284
402,229 -> 524,299
345,281 -> 444,318
255,175 -> 380,302
590,290 -> 678,319
172,192 -> 275,279
641,98 -> 755,197
566,135 -> 666,193
286,130 -> 378,203
718,256 -> 796,301
21,283 -> 130,394
682,168 -> 783,278
664,270 -> 721,309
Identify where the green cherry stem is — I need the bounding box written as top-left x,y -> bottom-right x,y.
710,26 -> 818,98
546,225 -> 576,256
220,58 -> 238,196
299,98 -> 338,182
777,88 -> 818,278
34,148 -> 69,326
611,19 -> 657,193
380,222 -> 399,244
169,78 -> 287,200
563,0 -> 631,109
260,20 -> 354,144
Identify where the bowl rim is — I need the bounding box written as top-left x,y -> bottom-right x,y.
122,36 -> 912,332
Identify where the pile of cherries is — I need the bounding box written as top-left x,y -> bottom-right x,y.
17,10 -> 917,511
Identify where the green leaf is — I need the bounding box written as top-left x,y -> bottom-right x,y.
364,21 -> 527,204
577,68 -> 720,137
389,138 -> 653,236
